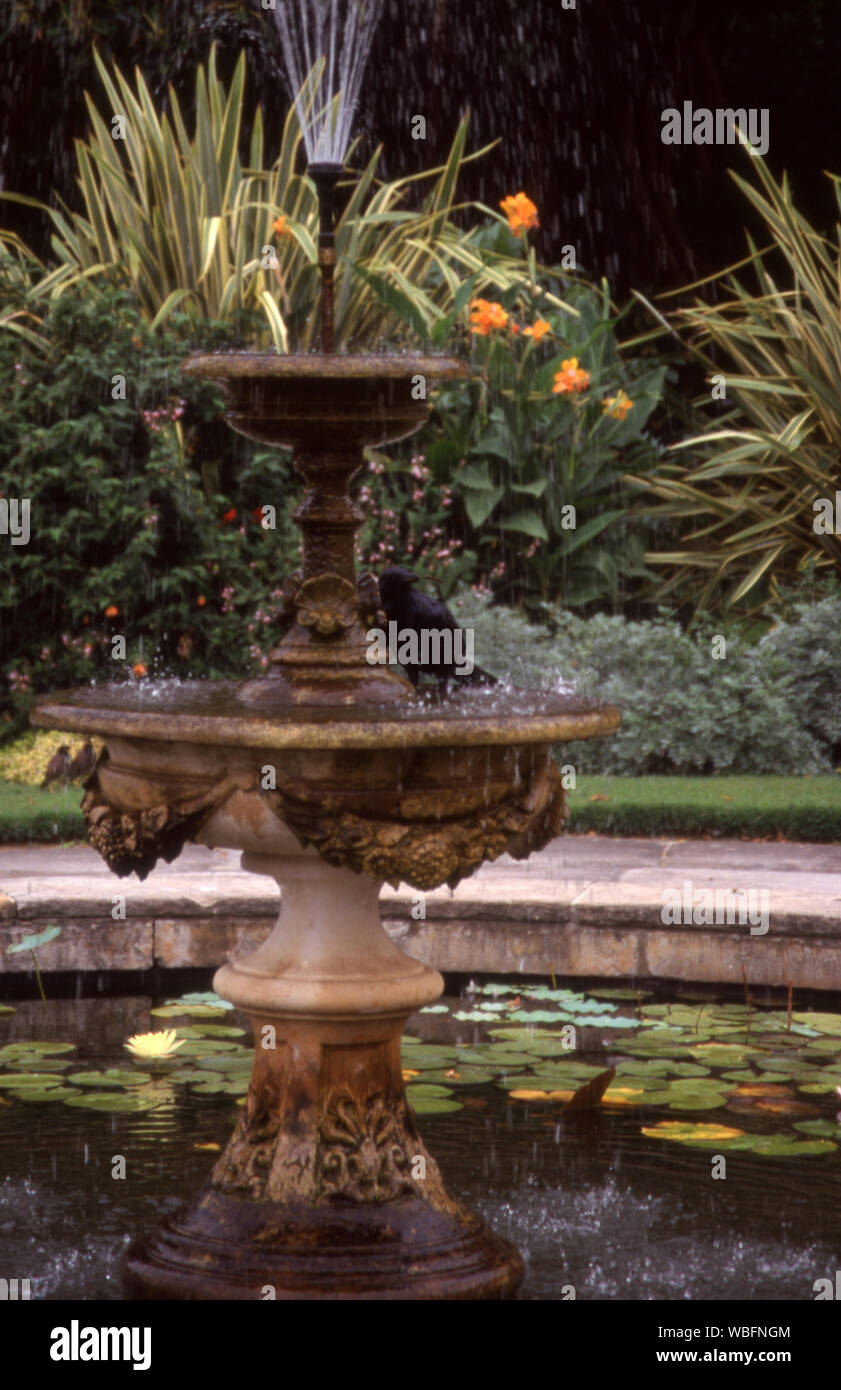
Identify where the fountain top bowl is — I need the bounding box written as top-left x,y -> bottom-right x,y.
32,681 -> 620,751
181,352 -> 472,448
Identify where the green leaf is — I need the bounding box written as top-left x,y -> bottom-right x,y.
6,924 -> 62,954
499,511 -> 549,540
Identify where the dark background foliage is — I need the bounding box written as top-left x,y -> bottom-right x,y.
1,0 -> 838,295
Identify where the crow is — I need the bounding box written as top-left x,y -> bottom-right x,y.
378,565 -> 498,690
69,740 -> 95,782
41,745 -> 71,790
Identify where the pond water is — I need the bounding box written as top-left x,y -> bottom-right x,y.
0,982 -> 838,1301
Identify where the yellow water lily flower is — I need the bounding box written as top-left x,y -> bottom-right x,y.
124,1029 -> 185,1060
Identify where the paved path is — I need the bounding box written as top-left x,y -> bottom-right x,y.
1,836 -> 840,990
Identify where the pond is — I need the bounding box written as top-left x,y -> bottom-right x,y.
1,979 -> 838,1301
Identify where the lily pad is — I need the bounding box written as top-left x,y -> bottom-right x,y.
13,1086 -> 77,1102
588,988 -> 652,1001
67,1069 -> 150,1088
416,1067 -> 494,1086
63,1092 -> 162,1112
0,1041 -> 76,1056
0,1072 -> 66,1087
195,1055 -> 252,1074
191,1079 -> 249,1096
451,1010 -> 503,1022
6,924 -> 61,953
791,1012 -> 841,1036
419,1005 -> 448,1014
175,1024 -> 246,1039
150,1004 -> 229,1019
7,1057 -> 73,1072
408,1095 -> 463,1115
725,1135 -> 837,1157
405,1082 -> 453,1098
642,1120 -> 746,1146
792,1119 -> 841,1138
0,1005 -> 15,1015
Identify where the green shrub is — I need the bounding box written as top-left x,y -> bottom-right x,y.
452,590 -> 833,775
0,280 -> 301,736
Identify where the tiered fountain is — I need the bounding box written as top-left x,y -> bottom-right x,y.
33,0 -> 619,1299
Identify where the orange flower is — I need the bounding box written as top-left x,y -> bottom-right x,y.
469,298 -> 510,335
273,215 -> 291,239
105,605 -> 119,618
500,192 -> 539,237
552,357 -> 590,394
197,596 -> 207,608
132,662 -> 147,677
523,319 -> 552,341
602,389 -> 634,420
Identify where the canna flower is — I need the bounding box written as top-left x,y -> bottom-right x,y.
273,215 -> 291,239
132,662 -> 147,677
552,357 -> 591,394
500,192 -> 539,237
221,508 -> 237,523
124,1029 -> 185,1061
105,605 -> 119,618
197,596 -> 207,607
469,298 -> 510,335
523,319 -> 552,341
602,388 -> 634,420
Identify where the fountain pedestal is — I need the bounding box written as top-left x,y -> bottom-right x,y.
124,835 -> 523,1299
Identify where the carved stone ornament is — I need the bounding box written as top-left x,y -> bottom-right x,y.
266,755 -> 567,890
82,751 -> 257,880
316,1090 -> 415,1204
295,572 -> 359,638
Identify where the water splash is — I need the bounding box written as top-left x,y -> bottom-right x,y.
274,0 -> 385,165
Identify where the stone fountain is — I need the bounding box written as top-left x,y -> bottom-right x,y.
32,3 -> 620,1299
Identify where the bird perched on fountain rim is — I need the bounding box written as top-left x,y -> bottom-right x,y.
377,565 -> 498,691
41,745 -> 71,790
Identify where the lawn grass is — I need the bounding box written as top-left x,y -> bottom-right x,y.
569,775 -> 841,841
0,781 -> 85,843
1,774 -> 840,845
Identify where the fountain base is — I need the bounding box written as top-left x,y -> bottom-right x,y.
124,842 -> 523,1300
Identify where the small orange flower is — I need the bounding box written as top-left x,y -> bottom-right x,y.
132,662 -> 147,677
500,192 -> 539,237
524,319 -> 552,341
105,605 -> 119,618
273,215 -> 291,239
469,298 -> 510,335
197,596 -> 207,608
552,357 -> 590,394
602,389 -> 634,420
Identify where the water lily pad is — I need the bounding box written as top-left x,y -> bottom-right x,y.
0,1072 -> 66,1087
791,1012 -> 841,1036
797,1082 -> 841,1095
7,1057 -> 73,1071
642,1120 -> 746,1146
451,1010 -> 503,1022
512,1039 -> 578,1058
0,1005 -> 15,1015
150,1004 -> 229,1019
63,1092 -> 161,1112
0,1041 -> 76,1056
615,1060 -> 673,1077
725,1135 -> 837,1156
804,1038 -> 841,1054
6,924 -> 61,953
175,1024 -> 246,1039
419,1005 -> 448,1014
13,1086 -> 77,1102
67,1069 -> 150,1088
195,1055 -> 252,1074
417,1067 -> 494,1086
405,1083 -> 453,1099
191,1079 -> 249,1096
408,1095 -> 462,1115
792,1119 -> 841,1138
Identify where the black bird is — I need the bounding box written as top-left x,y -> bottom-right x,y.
378,565 -> 498,690
41,745 -> 71,790
69,740 -> 96,782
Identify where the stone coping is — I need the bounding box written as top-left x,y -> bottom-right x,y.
1,836 -> 840,990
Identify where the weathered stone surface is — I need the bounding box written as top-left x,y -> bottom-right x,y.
0,918 -> 154,972
0,893 -> 15,921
